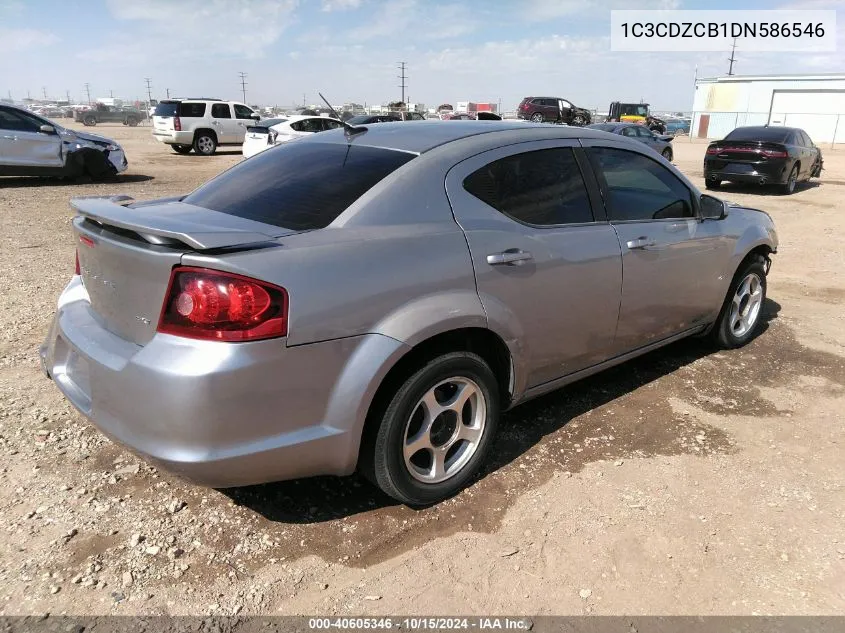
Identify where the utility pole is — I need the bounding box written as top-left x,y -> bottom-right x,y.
397,61 -> 407,103
144,77 -> 153,104
166,88 -> 170,98
302,93 -> 307,107
238,72 -> 247,103
109,89 -> 114,98
66,90 -> 71,104
727,37 -> 737,76
84,83 -> 91,104
42,86 -> 48,99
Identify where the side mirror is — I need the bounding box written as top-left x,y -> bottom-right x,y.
39,124 -> 56,134
700,194 -> 726,220
250,113 -> 261,120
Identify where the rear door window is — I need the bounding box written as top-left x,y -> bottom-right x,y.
462,148 -> 594,226
211,103 -> 231,118
179,102 -> 206,118
183,142 -> 416,230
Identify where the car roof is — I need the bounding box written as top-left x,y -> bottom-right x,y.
299,120 -> 620,155
732,125 -> 801,133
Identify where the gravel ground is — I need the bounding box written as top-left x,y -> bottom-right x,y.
0,124 -> 843,616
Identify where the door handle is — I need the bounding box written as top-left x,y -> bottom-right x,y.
487,249 -> 533,266
626,237 -> 656,250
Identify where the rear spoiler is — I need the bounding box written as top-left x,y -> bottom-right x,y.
70,195 -> 284,250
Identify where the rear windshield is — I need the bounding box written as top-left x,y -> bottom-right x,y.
589,123 -> 618,131
154,102 -> 178,117
183,141 -> 417,231
725,127 -> 790,143
251,118 -> 286,128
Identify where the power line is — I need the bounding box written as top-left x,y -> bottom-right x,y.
727,37 -> 738,76
397,61 -> 407,104
239,71 -> 248,103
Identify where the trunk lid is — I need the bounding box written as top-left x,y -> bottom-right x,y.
71,196 -> 293,345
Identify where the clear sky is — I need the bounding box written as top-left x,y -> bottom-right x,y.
1,0 -> 842,112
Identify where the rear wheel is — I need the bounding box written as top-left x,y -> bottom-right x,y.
530,112 -> 544,123
661,147 -> 673,161
126,117 -> 139,127
572,114 -> 586,126
83,116 -> 96,126
363,352 -> 499,506
193,132 -> 217,156
171,144 -> 193,154
705,178 -> 721,189
711,255 -> 767,349
781,164 -> 799,194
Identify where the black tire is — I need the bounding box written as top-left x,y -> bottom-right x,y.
572,114 -> 587,127
83,116 -> 96,126
193,132 -> 217,156
127,117 -> 139,127
711,254 -> 767,349
705,178 -> 721,190
171,144 -> 193,154
780,164 -> 799,195
661,147 -> 673,162
530,112 -> 544,123
363,352 -> 500,506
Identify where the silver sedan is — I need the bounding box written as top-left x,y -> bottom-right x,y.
41,121 -> 777,505
588,122 -> 675,162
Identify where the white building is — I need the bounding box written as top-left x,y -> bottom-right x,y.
691,73 -> 845,144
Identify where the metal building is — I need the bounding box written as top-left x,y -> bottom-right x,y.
691,73 -> 845,144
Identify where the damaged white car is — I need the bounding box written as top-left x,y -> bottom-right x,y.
0,103 -> 128,179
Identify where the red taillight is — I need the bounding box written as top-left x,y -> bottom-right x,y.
157,267 -> 288,342
706,146 -> 721,155
174,116 -> 182,131
762,148 -> 788,158
519,103 -> 529,110
74,250 -> 80,275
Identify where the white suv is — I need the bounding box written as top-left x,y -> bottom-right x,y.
152,99 -> 260,155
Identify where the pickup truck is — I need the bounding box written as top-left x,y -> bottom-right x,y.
75,103 -> 143,127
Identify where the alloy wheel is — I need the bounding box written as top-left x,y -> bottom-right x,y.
729,273 -> 764,338
403,377 -> 487,484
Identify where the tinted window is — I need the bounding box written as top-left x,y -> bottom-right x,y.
589,147 -> 693,221
634,127 -> 653,138
589,123 -> 618,132
725,127 -> 789,143
346,115 -> 373,125
179,102 -> 207,118
211,103 -> 231,118
252,118 -> 286,128
154,102 -> 178,117
463,148 -> 594,226
290,118 -> 322,133
234,104 -> 254,120
183,142 -> 416,231
797,130 -> 811,147
322,119 -> 343,130
0,107 -> 42,132
621,127 -> 638,137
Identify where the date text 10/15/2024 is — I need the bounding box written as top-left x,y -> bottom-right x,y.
308,618 -> 533,630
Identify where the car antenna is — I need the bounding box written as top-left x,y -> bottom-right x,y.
319,92 -> 367,139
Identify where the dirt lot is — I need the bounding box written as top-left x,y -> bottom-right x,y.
0,123 -> 843,617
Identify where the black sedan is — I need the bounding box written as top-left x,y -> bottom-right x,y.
704,126 -> 823,194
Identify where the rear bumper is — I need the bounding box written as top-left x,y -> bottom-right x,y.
40,276 -> 407,488
152,131 -> 194,145
705,159 -> 790,184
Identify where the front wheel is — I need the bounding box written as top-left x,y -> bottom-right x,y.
83,116 -> 96,126
572,114 -> 586,126
363,352 -> 500,506
530,112 -> 544,123
711,255 -> 767,349
171,144 -> 193,154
